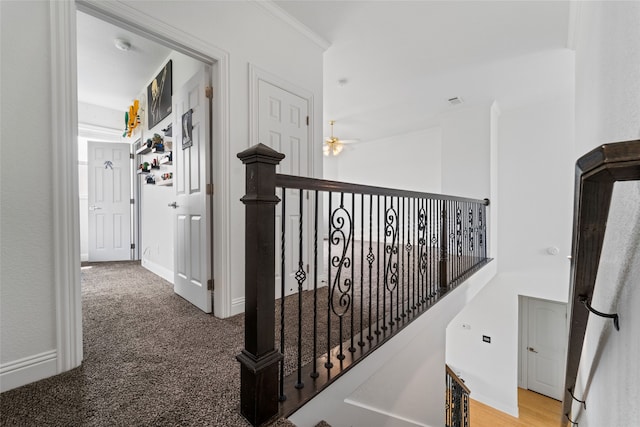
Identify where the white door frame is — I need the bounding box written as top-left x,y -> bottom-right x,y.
50,0 -> 231,373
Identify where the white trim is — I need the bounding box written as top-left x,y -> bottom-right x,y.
78,123 -> 122,138
231,297 -> 246,317
250,1 -> 331,51
141,259 -> 174,285
0,350 -> 58,393
51,0 -> 83,375
518,296 -> 529,389
72,1 -> 232,318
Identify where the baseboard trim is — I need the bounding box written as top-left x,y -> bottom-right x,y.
231,297 -> 245,316
141,259 -> 174,285
0,350 -> 57,392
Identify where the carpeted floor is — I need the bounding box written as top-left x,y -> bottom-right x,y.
1,242 -> 471,426
0,261 -> 305,427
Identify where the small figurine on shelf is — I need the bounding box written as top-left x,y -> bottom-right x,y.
139,162 -> 150,173
151,158 -> 160,169
146,175 -> 155,184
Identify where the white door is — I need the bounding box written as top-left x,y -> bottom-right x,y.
258,79 -> 309,298
87,141 -> 131,261
172,65 -> 212,313
526,298 -> 567,400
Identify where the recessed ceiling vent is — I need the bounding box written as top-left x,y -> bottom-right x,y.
448,96 -> 464,106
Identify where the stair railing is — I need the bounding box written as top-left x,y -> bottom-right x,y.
237,143 -> 491,426
446,365 -> 470,427
562,139 -> 640,424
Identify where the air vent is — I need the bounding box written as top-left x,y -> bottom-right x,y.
448,97 -> 464,106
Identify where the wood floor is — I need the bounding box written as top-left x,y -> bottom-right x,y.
470,388 -> 563,427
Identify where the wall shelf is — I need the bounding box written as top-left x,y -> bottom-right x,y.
156,179 -> 173,186
137,170 -> 150,175
136,145 -> 151,155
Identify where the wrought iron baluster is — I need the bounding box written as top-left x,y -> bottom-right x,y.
400,196 -> 406,321
349,193 -> 356,353
375,195 -> 381,336
325,192 -> 333,369
411,197 -> 416,312
359,194 -> 365,347
279,188 -> 287,401
367,194 -> 374,341
295,189 -> 306,389
382,196 -> 388,332
311,190 -> 319,379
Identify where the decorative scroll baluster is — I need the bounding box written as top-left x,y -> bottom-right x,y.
329,193 -> 353,361
384,197 -> 399,329
418,200 -> 427,306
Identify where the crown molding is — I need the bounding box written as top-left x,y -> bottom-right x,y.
251,0 -> 331,51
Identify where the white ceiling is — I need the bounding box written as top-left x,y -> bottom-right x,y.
76,11 -> 171,112
77,1 -> 572,142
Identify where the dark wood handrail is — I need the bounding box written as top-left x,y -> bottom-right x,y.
562,139 -> 640,420
276,173 -> 490,206
446,364 -> 471,395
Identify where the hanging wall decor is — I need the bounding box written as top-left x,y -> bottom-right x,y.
182,108 -> 193,150
147,60 -> 172,130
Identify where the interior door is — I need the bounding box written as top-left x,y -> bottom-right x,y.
172,65 -> 212,313
258,79 -> 309,298
526,298 -> 567,400
87,141 -> 132,261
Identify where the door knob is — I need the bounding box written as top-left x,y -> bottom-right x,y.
527,347 -> 538,353
89,205 -> 102,211
168,202 -> 179,209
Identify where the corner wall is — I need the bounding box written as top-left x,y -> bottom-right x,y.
446,94 -> 574,416
569,2 -> 640,426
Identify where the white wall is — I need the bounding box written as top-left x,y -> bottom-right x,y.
574,2 -> 640,157
570,2 -> 640,426
137,50 -> 202,281
0,0 -> 323,391
446,94 -> 574,416
325,127 -> 442,193
439,105 -> 491,200
0,1 -> 58,389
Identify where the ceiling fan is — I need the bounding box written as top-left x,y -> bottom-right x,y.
323,120 -> 357,156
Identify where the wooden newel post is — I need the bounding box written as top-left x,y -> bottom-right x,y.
236,143 -> 285,426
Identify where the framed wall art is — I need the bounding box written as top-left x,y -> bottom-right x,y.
147,60 -> 172,129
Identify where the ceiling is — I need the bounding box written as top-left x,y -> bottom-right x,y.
76,11 -> 171,112
77,1 -> 572,142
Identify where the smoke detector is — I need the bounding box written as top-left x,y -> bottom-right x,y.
448,96 -> 464,106
114,38 -> 132,52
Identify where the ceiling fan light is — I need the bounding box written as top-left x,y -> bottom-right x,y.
333,143 -> 344,155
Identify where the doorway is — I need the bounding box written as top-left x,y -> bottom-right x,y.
518,296 -> 568,401
73,2 -> 230,317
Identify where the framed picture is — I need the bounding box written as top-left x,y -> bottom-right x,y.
147,60 -> 172,129
182,109 -> 193,150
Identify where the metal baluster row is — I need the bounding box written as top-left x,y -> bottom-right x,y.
277,191 -> 487,397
